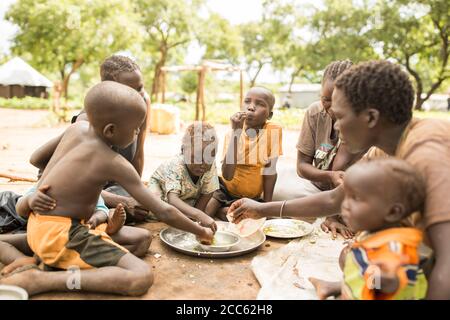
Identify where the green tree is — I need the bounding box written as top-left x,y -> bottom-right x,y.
197,13 -> 242,64
272,0 -> 378,91
180,72 -> 198,99
369,0 -> 450,110
135,0 -> 204,100
6,0 -> 140,99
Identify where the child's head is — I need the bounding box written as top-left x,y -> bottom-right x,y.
85,81 -> 147,148
243,86 -> 275,129
321,60 -> 353,116
341,158 -> 425,233
181,122 -> 218,177
100,55 -> 144,96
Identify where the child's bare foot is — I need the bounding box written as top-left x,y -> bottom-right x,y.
309,277 -> 341,300
1,256 -> 39,276
0,266 -> 44,296
106,203 -> 126,235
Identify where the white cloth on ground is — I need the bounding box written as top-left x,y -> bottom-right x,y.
251,218 -> 345,300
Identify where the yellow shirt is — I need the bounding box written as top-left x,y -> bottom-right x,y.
222,122 -> 283,198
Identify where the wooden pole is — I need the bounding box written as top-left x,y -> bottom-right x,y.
161,70 -> 166,104
195,70 -> 201,121
0,172 -> 37,183
200,67 -> 206,121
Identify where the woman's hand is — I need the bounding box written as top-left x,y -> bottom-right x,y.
227,198 -> 264,224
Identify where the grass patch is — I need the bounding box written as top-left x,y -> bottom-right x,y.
0,97 -> 83,111
175,101 -> 449,130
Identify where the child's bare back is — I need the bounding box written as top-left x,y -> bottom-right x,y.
37,121 -> 123,220
33,81 -> 213,240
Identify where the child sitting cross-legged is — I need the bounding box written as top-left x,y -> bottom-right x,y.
309,158 -> 428,300
206,86 -> 283,220
148,122 -> 219,231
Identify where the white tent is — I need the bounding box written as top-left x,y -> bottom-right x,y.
0,57 -> 53,87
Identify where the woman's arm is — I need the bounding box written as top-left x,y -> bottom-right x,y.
229,185 -> 344,222
426,221 -> 450,299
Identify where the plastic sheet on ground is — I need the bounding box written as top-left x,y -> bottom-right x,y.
251,218 -> 345,300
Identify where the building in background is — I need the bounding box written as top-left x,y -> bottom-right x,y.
278,83 -> 321,109
0,57 -> 52,99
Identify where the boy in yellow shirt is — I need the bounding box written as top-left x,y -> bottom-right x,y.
206,87 -> 282,220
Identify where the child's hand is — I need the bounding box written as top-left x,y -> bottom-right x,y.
321,215 -> 354,239
124,197 -> 149,222
197,227 -> 215,245
86,211 -> 105,229
198,214 -> 217,233
230,111 -> 247,130
329,171 -> 345,187
28,185 -> 56,213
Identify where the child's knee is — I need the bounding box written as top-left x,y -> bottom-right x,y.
127,265 -> 153,296
135,230 -> 152,257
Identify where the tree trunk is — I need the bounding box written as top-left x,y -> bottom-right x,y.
288,66 -> 303,93
62,58 -> 84,100
415,96 -> 425,111
404,55 -> 424,111
151,47 -> 167,101
248,62 -> 265,88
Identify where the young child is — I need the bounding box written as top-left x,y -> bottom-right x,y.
0,81 -> 213,297
206,86 -> 282,220
148,122 -> 219,231
33,55 -> 151,222
309,158 -> 427,300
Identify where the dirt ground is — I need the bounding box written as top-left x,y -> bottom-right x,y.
0,108 -> 302,300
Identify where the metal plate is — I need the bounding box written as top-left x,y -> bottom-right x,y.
160,221 -> 266,258
0,285 -> 28,300
263,219 -> 314,239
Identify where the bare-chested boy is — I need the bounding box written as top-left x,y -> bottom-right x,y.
0,81 -> 214,297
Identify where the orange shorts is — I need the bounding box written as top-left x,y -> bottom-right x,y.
27,213 -> 128,270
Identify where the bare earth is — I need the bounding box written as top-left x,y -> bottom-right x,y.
0,108 -> 301,300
